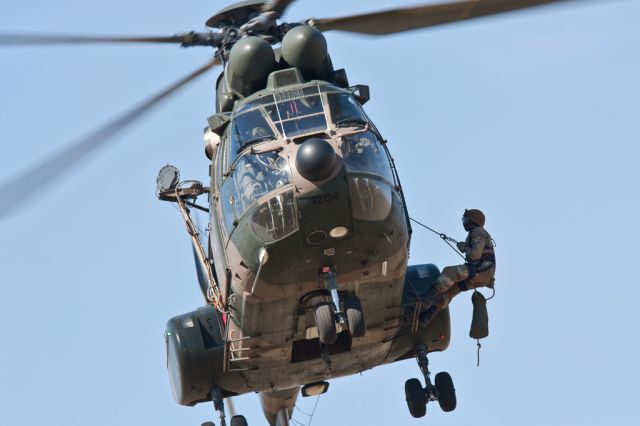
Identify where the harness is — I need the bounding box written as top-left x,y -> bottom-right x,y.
467,234 -> 495,270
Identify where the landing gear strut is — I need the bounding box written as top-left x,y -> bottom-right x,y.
208,389 -> 249,426
404,344 -> 457,418
211,388 -> 227,426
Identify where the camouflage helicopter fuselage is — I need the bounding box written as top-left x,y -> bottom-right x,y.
165,24 -> 450,425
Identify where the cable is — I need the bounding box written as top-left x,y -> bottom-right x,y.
409,217 -> 465,260
294,406 -> 313,417
307,395 -> 321,426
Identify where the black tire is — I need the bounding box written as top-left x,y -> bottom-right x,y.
201,423 -> 215,426
314,303 -> 337,345
435,372 -> 457,412
344,294 -> 366,338
405,378 -> 427,418
231,415 -> 249,426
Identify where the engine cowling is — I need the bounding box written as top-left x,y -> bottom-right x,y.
165,305 -> 226,406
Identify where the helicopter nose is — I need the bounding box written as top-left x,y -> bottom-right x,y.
295,138 -> 336,181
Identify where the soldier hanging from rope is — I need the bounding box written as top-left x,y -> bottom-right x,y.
420,209 -> 496,326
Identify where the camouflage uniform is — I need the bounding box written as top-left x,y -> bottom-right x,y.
431,226 -> 496,310
420,211 -> 496,323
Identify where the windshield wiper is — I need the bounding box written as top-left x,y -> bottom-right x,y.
335,118 -> 367,128
236,135 -> 276,153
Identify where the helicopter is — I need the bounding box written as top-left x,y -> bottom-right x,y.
0,1 -> 590,425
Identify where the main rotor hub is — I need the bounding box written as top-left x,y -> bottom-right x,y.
206,1 -> 267,29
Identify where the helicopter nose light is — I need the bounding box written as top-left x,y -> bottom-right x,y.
295,138 -> 336,181
329,226 -> 349,240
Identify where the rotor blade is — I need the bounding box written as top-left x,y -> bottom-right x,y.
310,0 -> 573,35
0,33 -> 197,46
0,57 -> 220,218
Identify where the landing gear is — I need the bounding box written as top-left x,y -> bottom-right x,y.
434,372 -> 456,412
316,266 -> 366,344
230,415 -> 248,426
344,294 -> 365,338
314,302 -> 337,345
404,345 -> 457,418
208,389 -> 250,426
405,378 -> 427,418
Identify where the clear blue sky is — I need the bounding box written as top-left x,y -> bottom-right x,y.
1,1 -> 639,425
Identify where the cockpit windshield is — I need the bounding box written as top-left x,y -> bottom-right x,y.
226,85 -> 372,169
340,131 -> 395,184
218,150 -> 292,237
228,108 -> 276,159
327,92 -> 368,128
230,86 -> 328,146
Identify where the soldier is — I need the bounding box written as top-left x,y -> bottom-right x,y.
420,209 -> 496,326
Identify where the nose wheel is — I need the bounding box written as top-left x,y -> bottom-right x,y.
344,294 -> 366,338
315,266 -> 367,347
404,345 -> 457,418
314,302 -> 337,345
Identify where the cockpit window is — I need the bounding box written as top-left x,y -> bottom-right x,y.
233,152 -> 291,212
340,131 -> 394,184
231,85 -> 329,143
228,108 -> 276,160
218,149 -> 292,237
267,89 -> 327,138
327,93 -> 368,128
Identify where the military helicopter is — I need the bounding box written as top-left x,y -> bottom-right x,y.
0,1 -> 578,425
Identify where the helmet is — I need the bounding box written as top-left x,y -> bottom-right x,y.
463,209 -> 485,227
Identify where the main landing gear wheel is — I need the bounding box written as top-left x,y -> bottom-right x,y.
435,372 -> 457,412
201,423 -> 215,426
404,345 -> 457,417
314,302 -> 337,345
344,294 -> 365,338
405,378 -> 427,418
230,415 -> 249,426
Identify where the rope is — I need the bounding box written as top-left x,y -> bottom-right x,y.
294,406 -> 313,417
485,287 -> 496,301
308,395 -> 320,426
409,217 -> 466,260
293,395 -> 321,426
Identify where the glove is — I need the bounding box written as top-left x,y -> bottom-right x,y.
456,241 -> 467,252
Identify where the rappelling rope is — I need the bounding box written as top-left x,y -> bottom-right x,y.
409,217 -> 466,260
